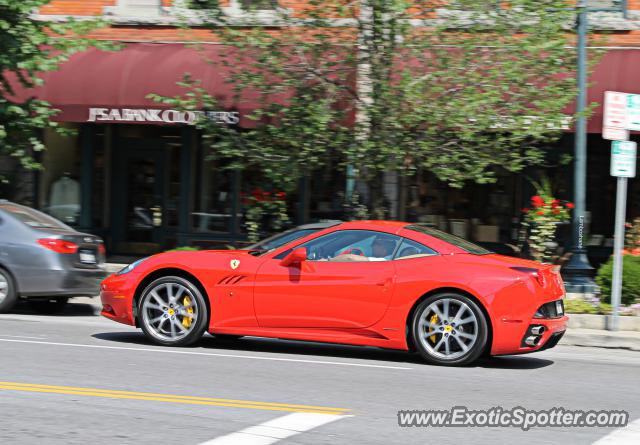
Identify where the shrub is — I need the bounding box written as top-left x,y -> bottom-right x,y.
595,255 -> 640,306
564,299 -> 596,314
564,300 -> 615,315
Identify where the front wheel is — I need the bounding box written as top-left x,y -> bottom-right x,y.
138,276 -> 209,347
411,293 -> 488,366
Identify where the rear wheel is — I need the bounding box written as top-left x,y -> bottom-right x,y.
27,298 -> 68,314
138,276 -> 208,347
411,293 -> 488,366
0,268 -> 17,313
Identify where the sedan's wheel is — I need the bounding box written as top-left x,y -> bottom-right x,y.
139,276 -> 208,347
411,293 -> 488,366
0,268 -> 18,313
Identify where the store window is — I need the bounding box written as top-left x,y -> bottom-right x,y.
193,158 -> 234,233
39,125 -> 81,226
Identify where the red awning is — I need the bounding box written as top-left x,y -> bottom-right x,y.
7,43 -> 640,133
7,42 -> 261,126
567,49 -> 640,133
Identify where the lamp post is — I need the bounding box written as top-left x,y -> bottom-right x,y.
562,1 -> 627,294
561,1 -> 595,294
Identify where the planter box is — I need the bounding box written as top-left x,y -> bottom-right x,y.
567,313 -> 640,332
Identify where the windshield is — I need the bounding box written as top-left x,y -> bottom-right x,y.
245,228 -> 320,254
0,203 -> 70,230
405,224 -> 492,255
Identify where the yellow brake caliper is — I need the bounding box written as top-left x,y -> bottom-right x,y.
429,314 -> 439,344
182,295 -> 194,328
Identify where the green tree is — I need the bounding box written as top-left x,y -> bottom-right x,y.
0,1 -> 112,183
161,0 -> 583,219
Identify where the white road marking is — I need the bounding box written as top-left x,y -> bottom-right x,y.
0,338 -> 411,370
198,412 -> 351,445
593,418 -> 640,445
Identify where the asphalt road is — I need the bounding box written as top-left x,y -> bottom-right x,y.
1,298 -> 639,445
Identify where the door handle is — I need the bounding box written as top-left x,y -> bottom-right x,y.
376,278 -> 392,288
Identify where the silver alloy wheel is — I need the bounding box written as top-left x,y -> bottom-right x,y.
140,282 -> 199,342
0,273 -> 8,303
417,297 -> 479,360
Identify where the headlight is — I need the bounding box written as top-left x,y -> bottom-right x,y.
116,258 -> 147,275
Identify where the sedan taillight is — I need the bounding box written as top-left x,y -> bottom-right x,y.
37,238 -> 78,254
98,243 -> 106,256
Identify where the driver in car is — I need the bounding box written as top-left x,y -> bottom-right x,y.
329,236 -> 397,262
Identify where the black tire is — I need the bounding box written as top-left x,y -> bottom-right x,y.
27,297 -> 69,314
138,276 -> 209,347
410,292 -> 488,366
0,268 -> 18,313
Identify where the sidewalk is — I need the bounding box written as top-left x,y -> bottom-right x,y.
560,328 -> 640,351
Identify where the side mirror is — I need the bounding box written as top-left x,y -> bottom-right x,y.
280,247 -> 307,267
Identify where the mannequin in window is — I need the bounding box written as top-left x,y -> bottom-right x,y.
48,172 -> 80,224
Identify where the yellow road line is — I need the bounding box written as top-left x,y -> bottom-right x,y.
0,382 -> 349,415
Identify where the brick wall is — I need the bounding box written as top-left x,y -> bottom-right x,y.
40,1 -> 116,15
36,1 -> 640,46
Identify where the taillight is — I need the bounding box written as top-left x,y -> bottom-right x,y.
37,238 -> 78,254
511,266 -> 545,286
98,243 -> 106,256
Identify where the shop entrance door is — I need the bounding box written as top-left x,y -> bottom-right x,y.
112,142 -> 168,255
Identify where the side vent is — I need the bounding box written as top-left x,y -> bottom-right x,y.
217,275 -> 247,285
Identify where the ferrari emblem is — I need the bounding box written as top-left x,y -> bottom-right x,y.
230,259 -> 240,270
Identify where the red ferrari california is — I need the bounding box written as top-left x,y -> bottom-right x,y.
100,221 -> 568,366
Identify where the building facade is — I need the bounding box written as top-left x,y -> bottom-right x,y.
4,0 -> 640,261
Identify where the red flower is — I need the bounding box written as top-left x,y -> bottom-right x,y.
552,209 -> 560,215
521,207 -> 530,213
536,210 -> 545,216
551,199 -> 559,209
275,191 -> 286,200
531,195 -> 545,207
566,202 -> 575,209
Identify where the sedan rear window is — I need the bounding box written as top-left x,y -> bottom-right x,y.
405,224 -> 492,255
0,204 -> 69,230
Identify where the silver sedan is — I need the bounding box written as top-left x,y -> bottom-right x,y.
0,200 -> 107,313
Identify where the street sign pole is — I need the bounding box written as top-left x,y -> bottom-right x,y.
610,176 -> 627,331
609,140 -> 637,331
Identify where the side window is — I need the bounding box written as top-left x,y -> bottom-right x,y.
276,230 -> 402,262
394,238 -> 438,260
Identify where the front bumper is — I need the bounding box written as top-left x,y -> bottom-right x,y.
100,273 -> 137,326
17,266 -> 108,298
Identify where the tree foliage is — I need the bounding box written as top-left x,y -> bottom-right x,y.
0,0 -> 112,180
160,0 -> 583,212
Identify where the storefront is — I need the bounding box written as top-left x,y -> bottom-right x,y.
9,43 -> 640,258
15,43 -> 283,254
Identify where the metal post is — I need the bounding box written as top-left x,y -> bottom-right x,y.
610,176 -> 628,331
562,2 -> 596,293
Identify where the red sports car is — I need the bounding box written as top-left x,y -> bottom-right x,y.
100,221 -> 568,366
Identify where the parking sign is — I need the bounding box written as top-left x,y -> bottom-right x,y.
611,141 -> 637,178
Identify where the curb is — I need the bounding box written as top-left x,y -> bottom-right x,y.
560,328 -> 640,352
